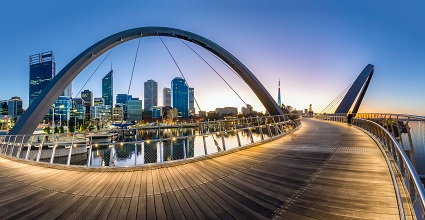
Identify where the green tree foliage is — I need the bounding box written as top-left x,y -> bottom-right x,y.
44,126 -> 51,134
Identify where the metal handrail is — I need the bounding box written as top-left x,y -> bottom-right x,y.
0,115 -> 300,168
315,114 -> 425,219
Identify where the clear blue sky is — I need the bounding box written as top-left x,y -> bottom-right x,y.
1,0 -> 424,115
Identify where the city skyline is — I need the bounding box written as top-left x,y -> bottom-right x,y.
1,1 -> 425,115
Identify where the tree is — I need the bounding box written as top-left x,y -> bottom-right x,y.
54,126 -> 59,133
69,125 -> 75,133
59,126 -> 64,133
44,126 -> 51,134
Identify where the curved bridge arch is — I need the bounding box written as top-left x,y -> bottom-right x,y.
10,26 -> 283,135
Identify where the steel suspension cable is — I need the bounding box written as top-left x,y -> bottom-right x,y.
178,38 -> 248,106
74,47 -> 115,99
127,36 -> 142,95
321,83 -> 352,113
186,39 -> 244,81
158,34 -> 202,112
186,38 -> 273,116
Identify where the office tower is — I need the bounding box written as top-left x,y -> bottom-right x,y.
94,98 -> 104,106
73,98 -> 84,106
29,51 -> 72,105
53,96 -> 72,125
29,51 -> 55,105
62,83 -> 73,97
1,100 -> 7,115
278,78 -> 281,106
112,106 -> 124,121
189,87 -> 195,115
90,105 -> 112,122
116,94 -> 132,105
171,77 -> 189,118
144,79 -> 158,111
102,69 -> 113,106
163,87 -> 171,106
7,96 -> 23,117
127,99 -> 143,122
81,90 -> 93,120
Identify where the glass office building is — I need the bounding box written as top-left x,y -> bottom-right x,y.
171,77 -> 189,118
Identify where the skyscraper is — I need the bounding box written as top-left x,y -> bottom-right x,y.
8,96 -> 23,117
81,90 -> 93,120
171,77 -> 189,118
102,69 -> 113,106
29,51 -> 55,105
94,98 -> 104,106
127,99 -> 143,123
1,100 -> 7,115
116,94 -> 132,105
163,87 -> 171,106
144,79 -> 158,111
29,51 -> 72,106
278,78 -> 281,106
189,87 -> 195,115
54,96 -> 72,125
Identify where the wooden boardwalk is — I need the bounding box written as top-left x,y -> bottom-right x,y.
0,119 -> 412,219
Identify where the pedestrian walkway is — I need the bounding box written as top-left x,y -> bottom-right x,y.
0,119 -> 412,219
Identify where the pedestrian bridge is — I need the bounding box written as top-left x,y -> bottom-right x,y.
0,118 -> 419,219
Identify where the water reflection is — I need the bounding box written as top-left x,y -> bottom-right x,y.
89,126 -> 269,167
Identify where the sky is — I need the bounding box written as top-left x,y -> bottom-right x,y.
1,0 -> 424,115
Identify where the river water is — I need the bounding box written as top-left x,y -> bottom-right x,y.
89,126 -> 271,167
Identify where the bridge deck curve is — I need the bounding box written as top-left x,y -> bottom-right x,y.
0,119 -> 412,219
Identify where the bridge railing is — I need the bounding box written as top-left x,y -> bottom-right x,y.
315,113 -> 425,219
0,115 -> 299,168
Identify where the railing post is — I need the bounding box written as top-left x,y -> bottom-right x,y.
50,144 -> 57,164
405,119 -> 417,169
134,143 -> 138,166
87,144 -> 92,167
259,126 -> 264,141
66,145 -> 73,166
141,142 -> 145,164
249,128 -> 254,144
160,141 -> 164,162
36,142 -> 43,162
109,144 -> 116,166
203,135 -> 208,155
221,132 -> 226,151
183,138 -> 187,159
235,130 -> 241,147
170,139 -> 174,161
267,124 -> 272,137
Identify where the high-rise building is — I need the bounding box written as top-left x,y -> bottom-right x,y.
102,69 -> 113,106
29,51 -> 72,105
81,90 -> 93,120
171,77 -> 189,118
1,100 -> 7,115
90,105 -> 112,122
61,83 -> 73,98
53,96 -> 72,125
277,78 -> 281,106
29,52 -> 56,105
144,79 -> 158,111
189,87 -> 195,115
94,98 -> 104,106
116,94 -> 132,105
73,98 -> 84,106
127,99 -> 143,123
7,96 -> 23,117
112,106 -> 124,121
163,87 -> 171,106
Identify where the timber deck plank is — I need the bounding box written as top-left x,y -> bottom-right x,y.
0,119 -> 410,219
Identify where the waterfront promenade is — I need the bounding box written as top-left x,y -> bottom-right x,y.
0,119 -> 411,219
